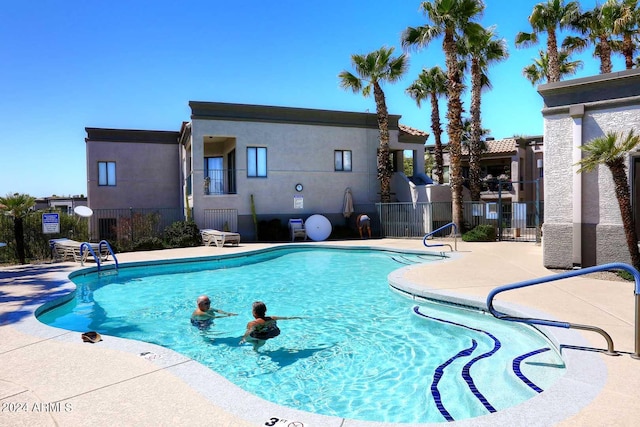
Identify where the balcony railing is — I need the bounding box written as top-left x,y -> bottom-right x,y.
204,169 -> 237,195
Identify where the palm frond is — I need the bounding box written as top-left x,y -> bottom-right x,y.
338,71 -> 363,93
402,25 -> 441,50
515,31 -> 538,48
577,130 -> 640,172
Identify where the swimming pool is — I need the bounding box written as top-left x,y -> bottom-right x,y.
38,246 -> 566,423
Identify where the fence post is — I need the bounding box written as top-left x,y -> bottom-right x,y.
535,179 -> 541,244
497,184 -> 503,240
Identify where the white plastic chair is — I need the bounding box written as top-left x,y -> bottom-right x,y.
288,219 -> 307,242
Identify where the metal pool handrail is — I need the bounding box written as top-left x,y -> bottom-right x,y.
80,240 -> 119,272
423,222 -> 457,252
486,262 -> 640,359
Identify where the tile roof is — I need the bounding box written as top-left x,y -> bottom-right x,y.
399,123 -> 429,137
485,138 -> 517,154
460,138 -> 517,155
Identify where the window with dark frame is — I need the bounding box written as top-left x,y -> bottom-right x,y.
334,150 -> 352,171
247,147 -> 267,177
98,161 -> 116,186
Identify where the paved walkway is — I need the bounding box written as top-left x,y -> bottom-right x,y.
1,240 -> 638,426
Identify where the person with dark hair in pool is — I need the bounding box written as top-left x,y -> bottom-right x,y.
190,295 -> 237,330
240,301 -> 302,351
357,213 -> 372,238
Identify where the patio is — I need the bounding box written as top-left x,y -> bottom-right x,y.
1,240 -> 638,426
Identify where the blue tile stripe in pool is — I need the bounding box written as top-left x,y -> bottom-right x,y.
512,347 -> 551,393
461,332 -> 501,413
388,253 -> 441,265
389,255 -> 416,265
431,339 -> 478,422
413,306 -> 502,420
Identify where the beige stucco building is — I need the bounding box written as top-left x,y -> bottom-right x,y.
539,69 -> 640,268
433,135 -> 544,203
85,101 -> 431,240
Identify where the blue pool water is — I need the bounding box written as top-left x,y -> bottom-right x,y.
38,246 -> 566,423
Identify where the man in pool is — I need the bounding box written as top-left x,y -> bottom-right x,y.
240,301 -> 302,351
190,295 -> 237,330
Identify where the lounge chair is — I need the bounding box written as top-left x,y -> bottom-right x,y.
288,219 -> 307,242
50,239 -> 110,263
200,229 -> 241,247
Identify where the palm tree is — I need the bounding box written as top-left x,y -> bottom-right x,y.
0,193 -> 36,265
405,66 -> 447,184
402,0 -> 485,232
461,25 -> 508,200
461,118 -> 490,151
614,0 -> 640,69
522,49 -> 583,85
577,130 -> 640,270
563,0 -> 622,74
339,46 -> 409,203
516,0 -> 581,83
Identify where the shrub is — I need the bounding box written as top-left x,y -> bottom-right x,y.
164,221 -> 201,248
462,224 -> 496,242
133,237 -> 166,251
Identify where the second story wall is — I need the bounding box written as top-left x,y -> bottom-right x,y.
86,128 -> 181,210
187,102 -> 408,225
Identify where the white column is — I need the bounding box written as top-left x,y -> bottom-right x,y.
570,105 -> 585,266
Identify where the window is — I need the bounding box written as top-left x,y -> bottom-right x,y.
334,150 -> 352,171
247,147 -> 267,177
205,156 -> 224,194
98,161 -> 116,186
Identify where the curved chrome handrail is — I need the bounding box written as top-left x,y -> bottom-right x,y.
98,240 -> 119,269
486,262 -> 640,359
80,241 -> 119,272
423,222 -> 457,252
79,242 -> 100,270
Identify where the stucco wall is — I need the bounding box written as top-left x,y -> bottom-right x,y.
87,140 -> 181,209
541,114 -> 575,268
539,70 -> 640,268
190,118 -> 382,233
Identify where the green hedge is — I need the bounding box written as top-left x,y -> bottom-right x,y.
462,224 -> 496,242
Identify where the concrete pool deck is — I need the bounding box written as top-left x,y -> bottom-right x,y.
1,239 -> 639,426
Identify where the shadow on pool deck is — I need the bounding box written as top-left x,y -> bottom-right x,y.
1,239 -> 639,426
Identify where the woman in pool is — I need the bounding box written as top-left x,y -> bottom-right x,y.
240,301 -> 302,351
190,295 -> 237,330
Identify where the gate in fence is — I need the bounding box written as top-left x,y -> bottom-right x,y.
377,180 -> 543,243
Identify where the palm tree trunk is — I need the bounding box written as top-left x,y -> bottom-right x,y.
623,34 -> 634,70
14,218 -> 26,265
469,59 -> 482,201
444,30 -> 464,233
599,37 -> 612,74
430,93 -> 444,184
609,160 -> 640,270
373,81 -> 392,203
546,28 -> 561,82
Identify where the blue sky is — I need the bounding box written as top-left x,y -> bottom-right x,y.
0,0 -> 612,198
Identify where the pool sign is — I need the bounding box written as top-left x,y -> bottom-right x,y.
42,213 -> 60,234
